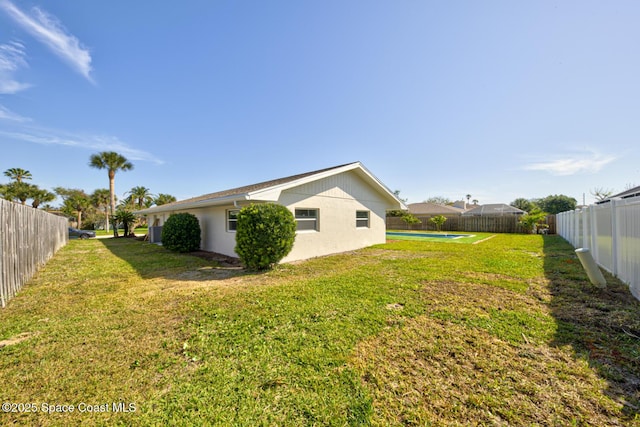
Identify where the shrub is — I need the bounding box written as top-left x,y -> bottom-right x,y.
519,208 -> 548,234
161,212 -> 201,252
235,203 -> 296,270
114,209 -> 136,237
400,212 -> 421,229
429,215 -> 447,232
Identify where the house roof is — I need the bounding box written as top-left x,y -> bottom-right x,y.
136,161 -> 406,215
611,185 -> 640,200
407,202 -> 464,215
595,185 -> 640,204
461,203 -> 525,216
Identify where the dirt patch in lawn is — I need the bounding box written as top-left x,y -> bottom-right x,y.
189,250 -> 242,267
0,332 -> 39,348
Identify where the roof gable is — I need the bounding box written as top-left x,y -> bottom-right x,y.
136,162 -> 406,214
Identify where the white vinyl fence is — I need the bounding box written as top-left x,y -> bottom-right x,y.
0,199 -> 68,307
557,196 -> 640,300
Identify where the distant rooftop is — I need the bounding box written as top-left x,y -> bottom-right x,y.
596,185 -> 640,204
462,203 -> 525,216
407,202 -> 464,215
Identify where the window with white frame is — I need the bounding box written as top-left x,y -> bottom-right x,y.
295,209 -> 319,231
356,210 -> 370,228
227,209 -> 239,231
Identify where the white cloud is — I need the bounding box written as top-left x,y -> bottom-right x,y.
0,0 -> 93,83
0,127 -> 164,165
523,149 -> 616,176
0,104 -> 31,122
0,40 -> 31,94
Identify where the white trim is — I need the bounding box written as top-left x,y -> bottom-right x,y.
134,162 -> 407,216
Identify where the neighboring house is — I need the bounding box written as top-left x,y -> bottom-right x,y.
461,204 -> 525,216
407,202 -> 464,216
452,200 -> 476,211
596,185 -> 640,204
135,162 -> 406,263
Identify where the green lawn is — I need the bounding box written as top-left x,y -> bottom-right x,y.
1,235 -> 639,425
94,226 -> 148,236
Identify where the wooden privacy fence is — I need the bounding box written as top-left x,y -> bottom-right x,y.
386,214 -> 556,234
0,199 -> 68,308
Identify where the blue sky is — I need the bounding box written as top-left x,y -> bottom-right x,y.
1,1 -> 638,206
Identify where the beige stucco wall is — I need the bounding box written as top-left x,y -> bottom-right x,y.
146,170 -> 391,262
147,206 -> 238,257
278,170 -> 388,262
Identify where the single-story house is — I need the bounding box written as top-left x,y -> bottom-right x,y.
461,203 -> 525,216
135,162 -> 406,263
407,202 -> 465,216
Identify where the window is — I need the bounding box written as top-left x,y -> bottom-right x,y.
295,209 -> 319,231
356,210 -> 370,228
227,209 -> 239,231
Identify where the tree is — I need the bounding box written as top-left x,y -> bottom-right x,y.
465,194 -> 471,204
590,187 -> 613,202
537,195 -> 577,215
127,186 -> 154,209
510,198 -> 535,213
424,196 -> 452,205
154,193 -> 177,206
114,209 -> 137,237
30,187 -> 56,209
400,212 -> 421,229
3,167 -> 32,183
393,190 -> 408,204
1,182 -> 36,205
89,152 -> 134,237
91,189 -> 111,231
429,215 -> 447,232
519,208 -> 548,234
472,199 -> 479,205
55,187 -> 91,229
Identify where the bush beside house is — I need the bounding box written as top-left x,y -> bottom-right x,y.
235,203 -> 296,270
161,212 -> 201,252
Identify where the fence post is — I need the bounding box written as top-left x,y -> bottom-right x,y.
575,209 -> 579,245
589,205 -> 598,261
610,199 -> 619,277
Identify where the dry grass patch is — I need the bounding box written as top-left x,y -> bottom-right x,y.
351,315 -> 621,426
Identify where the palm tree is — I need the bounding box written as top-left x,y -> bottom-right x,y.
91,188 -> 111,232
3,181 -> 35,205
126,186 -> 154,210
465,194 -> 472,204
54,187 -> 91,229
31,187 -> 56,209
114,209 -> 136,237
89,152 -> 134,237
4,167 -> 32,183
154,193 -> 177,206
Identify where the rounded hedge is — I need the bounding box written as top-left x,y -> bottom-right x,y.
235,203 -> 296,270
161,212 -> 201,253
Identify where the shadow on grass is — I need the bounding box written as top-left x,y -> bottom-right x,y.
98,237 -> 256,282
543,235 -> 640,418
